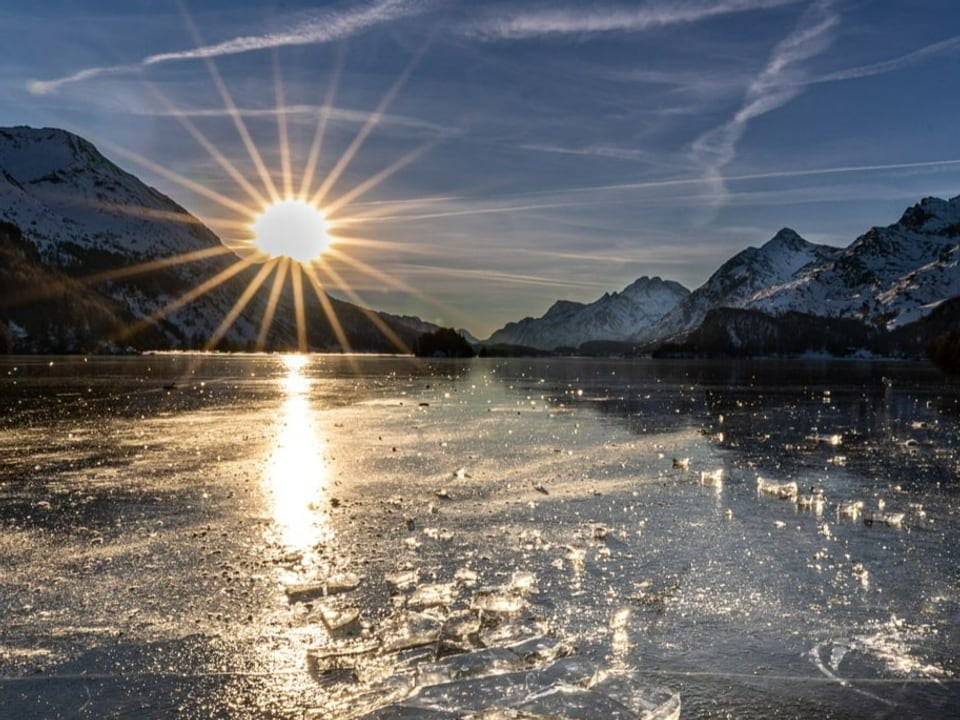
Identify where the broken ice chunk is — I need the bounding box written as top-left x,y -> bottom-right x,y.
454,567 -> 478,585
863,511 -> 904,528
316,603 -> 360,633
836,500 -> 864,519
509,571 -> 538,596
386,568 -> 419,590
471,588 -> 527,616
409,582 -> 459,609
699,468 -> 723,486
285,572 -> 361,601
380,610 -> 444,653
417,647 -> 525,686
757,477 -> 798,500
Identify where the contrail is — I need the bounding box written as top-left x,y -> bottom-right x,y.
29,0 -> 427,95
469,0 -> 801,40
690,0 -> 840,209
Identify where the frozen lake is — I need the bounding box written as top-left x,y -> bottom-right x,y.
1,354 -> 958,719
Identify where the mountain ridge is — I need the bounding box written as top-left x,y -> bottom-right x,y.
485,276 -> 689,350
485,195 -> 959,356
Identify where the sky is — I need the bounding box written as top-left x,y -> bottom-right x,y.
2,0 -> 960,338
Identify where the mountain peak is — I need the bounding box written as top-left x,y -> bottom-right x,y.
485,276 -> 687,349
0,126 -> 107,183
621,275 -> 689,300
896,195 -> 960,235
762,227 -> 807,252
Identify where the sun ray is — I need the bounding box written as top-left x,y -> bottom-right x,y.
312,257 -> 412,355
298,41 -> 347,201
78,198 -> 240,228
325,245 -> 461,321
205,259 -> 277,350
291,262 -> 308,352
324,246 -> 424,296
257,258 -> 290,351
0,245 -> 236,310
178,4 -> 280,204
273,52 -> 294,200
100,140 -> 254,217
331,195 -> 460,226
202,216 -> 267,233
324,134 -> 447,218
82,245 -> 235,285
115,256 -> 256,345
309,31 -> 434,208
146,82 -> 270,209
301,263 -> 353,354
320,234 -> 433,256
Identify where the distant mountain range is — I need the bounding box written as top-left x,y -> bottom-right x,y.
486,276 -> 689,350
485,196 -> 960,358
0,126 -> 438,353
1,125 -> 957,358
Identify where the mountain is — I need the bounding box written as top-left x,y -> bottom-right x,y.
0,126 -> 438,353
635,228 -> 841,343
748,196 -> 960,328
485,194 -> 958,358
485,276 -> 689,350
639,196 -> 960,349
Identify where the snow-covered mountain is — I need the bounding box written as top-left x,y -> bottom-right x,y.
0,126 -> 436,353
485,276 -> 690,350
639,196 -> 960,344
749,196 -> 960,328
636,228 -> 842,342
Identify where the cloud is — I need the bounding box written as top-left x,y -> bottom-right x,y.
813,33 -> 960,83
397,264 -> 612,291
690,0 -> 839,208
468,0 -> 801,40
517,142 -> 654,163
29,0 -> 427,95
138,103 -> 450,133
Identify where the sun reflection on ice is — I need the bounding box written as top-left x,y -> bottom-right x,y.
264,354 -> 333,560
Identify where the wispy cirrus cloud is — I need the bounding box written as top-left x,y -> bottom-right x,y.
467,0 -> 801,40
29,0 -> 428,95
813,32 -> 960,83
137,103 -> 452,134
517,142 -> 655,163
690,0 -> 839,209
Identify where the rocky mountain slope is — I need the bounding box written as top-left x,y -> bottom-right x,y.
485,276 -> 689,350
0,126 -> 436,353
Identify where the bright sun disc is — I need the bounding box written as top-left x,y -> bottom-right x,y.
252,199 -> 331,263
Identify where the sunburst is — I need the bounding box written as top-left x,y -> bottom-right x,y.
251,199 -> 333,264
21,11 -> 470,359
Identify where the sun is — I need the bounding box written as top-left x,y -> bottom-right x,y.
251,199 -> 332,264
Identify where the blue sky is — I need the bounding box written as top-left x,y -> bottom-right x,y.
3,0 -> 960,337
